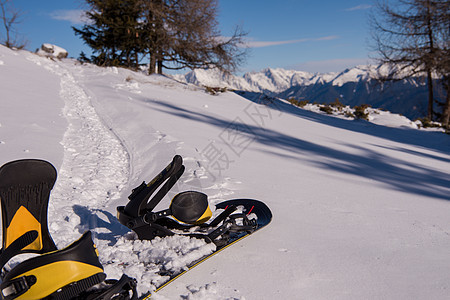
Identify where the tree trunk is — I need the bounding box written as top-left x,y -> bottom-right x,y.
134,52 -> 138,70
157,59 -> 163,74
149,54 -> 156,74
425,0 -> 435,121
427,69 -> 434,120
1,1 -> 11,48
441,76 -> 450,132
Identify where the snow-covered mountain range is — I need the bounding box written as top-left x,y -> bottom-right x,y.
175,66 -> 439,120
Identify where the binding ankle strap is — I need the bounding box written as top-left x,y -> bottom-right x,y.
0,230 -> 39,270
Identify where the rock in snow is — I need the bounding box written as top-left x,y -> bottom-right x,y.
36,43 -> 68,59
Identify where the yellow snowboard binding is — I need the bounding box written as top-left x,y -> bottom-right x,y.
0,160 -> 137,299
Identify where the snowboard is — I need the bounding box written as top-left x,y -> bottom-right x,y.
140,198 -> 272,299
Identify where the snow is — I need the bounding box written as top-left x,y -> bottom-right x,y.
180,68 -> 255,92
1,45 -> 450,299
176,64 -> 431,94
298,103 -> 420,129
331,66 -> 370,87
176,67 -> 337,93
328,64 -> 408,87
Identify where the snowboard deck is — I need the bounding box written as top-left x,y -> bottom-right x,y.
141,198 -> 272,299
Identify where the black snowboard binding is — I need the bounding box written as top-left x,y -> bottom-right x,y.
0,159 -> 137,300
117,155 -> 258,246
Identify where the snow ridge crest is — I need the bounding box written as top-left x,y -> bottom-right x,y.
174,64 -> 420,93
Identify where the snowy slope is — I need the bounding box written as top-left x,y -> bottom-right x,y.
1,45 -> 450,300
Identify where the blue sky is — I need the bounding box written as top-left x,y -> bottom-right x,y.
6,0 -> 374,74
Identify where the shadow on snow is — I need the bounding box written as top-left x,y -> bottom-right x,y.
73,205 -> 130,245
140,94 -> 450,202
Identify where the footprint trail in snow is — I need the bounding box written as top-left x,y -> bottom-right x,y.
24,55 -> 241,297
24,55 -> 130,243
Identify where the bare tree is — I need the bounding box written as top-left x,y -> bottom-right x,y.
140,0 -> 248,74
370,0 -> 449,122
432,0 -> 450,130
0,0 -> 25,48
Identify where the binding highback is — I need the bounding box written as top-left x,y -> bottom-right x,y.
0,159 -> 58,270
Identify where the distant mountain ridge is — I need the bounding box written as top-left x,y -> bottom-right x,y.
174,66 -> 441,120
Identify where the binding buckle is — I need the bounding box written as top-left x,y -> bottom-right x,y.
89,274 -> 138,300
1,275 -> 36,299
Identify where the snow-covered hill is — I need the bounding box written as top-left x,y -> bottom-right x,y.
1,45 -> 450,300
175,65 -> 442,120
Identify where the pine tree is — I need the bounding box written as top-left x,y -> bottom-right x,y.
74,0 -> 143,69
